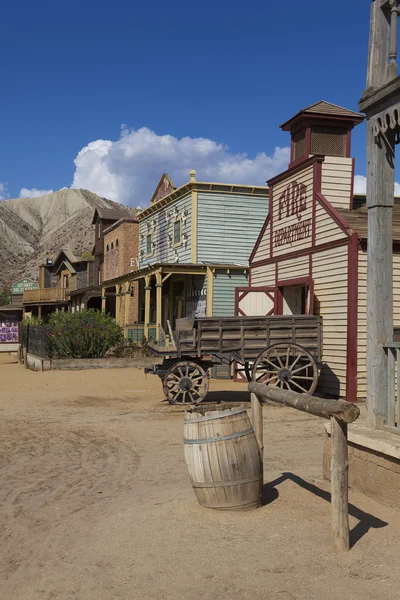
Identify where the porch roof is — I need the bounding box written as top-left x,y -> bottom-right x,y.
101,262 -> 248,287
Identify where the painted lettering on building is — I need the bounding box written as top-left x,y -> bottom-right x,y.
274,219 -> 312,248
278,181 -> 307,222
274,180 -> 311,248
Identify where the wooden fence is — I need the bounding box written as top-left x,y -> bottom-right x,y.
248,381 -> 360,552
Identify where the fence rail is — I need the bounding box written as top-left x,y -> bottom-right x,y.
23,288 -> 68,303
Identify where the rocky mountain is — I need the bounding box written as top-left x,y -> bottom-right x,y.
0,189 -> 131,288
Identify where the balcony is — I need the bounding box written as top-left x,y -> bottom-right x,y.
23,288 -> 68,304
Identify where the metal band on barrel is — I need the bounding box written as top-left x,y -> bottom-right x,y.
184,427 -> 254,444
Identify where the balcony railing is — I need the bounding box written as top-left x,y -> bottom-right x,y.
385,342 -> 400,432
23,288 -> 68,303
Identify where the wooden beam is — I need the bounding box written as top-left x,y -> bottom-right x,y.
251,393 -> 264,485
101,287 -> 106,313
124,281 -> 130,338
115,284 -> 121,324
162,272 -> 172,284
330,417 -> 350,552
155,271 -> 162,342
248,382 -> 360,424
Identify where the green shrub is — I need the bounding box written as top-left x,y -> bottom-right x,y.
46,309 -> 124,358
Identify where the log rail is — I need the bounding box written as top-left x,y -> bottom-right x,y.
248,382 -> 360,552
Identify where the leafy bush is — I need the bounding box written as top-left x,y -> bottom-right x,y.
22,316 -> 43,326
46,309 -> 123,358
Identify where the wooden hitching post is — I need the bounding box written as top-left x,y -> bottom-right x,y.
251,393 -> 264,484
330,417 -> 350,552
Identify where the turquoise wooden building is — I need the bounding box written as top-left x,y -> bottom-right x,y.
118,170 -> 268,343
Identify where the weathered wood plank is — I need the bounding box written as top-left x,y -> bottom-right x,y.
330,417 -> 350,552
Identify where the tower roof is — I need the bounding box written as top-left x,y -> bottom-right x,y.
281,101 -> 364,131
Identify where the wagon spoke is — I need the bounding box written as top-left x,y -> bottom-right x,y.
260,358 -> 281,371
274,349 -> 284,368
289,353 -> 302,371
291,362 -> 313,375
185,366 -> 189,376
289,380 -> 308,393
178,368 -> 184,378
285,346 -> 291,368
291,376 -> 315,381
182,391 -> 187,404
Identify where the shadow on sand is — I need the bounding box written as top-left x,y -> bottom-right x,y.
262,472 -> 388,548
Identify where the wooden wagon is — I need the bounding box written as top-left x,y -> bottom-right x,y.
145,315 -> 323,404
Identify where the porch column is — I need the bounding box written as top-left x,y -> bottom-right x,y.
101,287 -> 106,313
115,284 -> 121,324
144,275 -> 151,339
38,305 -> 42,320
155,271 -> 163,342
124,281 -> 131,338
206,267 -> 214,317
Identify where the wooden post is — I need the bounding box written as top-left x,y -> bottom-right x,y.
144,275 -> 151,339
101,287 -> 106,313
251,393 -> 264,484
115,284 -> 121,324
330,417 -> 350,552
155,271 -> 163,342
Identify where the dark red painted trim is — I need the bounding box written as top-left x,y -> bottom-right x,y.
346,233 -> 359,402
269,186 -> 273,259
249,214 -> 270,264
312,161 -> 322,246
250,237 -> 351,269
316,193 -> 352,236
350,158 -> 355,210
275,276 -> 314,316
309,253 -> 313,278
234,286 -> 276,317
267,155 -> 325,187
276,275 -> 313,287
281,113 -> 364,132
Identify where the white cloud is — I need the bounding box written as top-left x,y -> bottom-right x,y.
19,187 -> 54,198
0,183 -> 8,200
72,126 -> 290,206
354,174 -> 400,196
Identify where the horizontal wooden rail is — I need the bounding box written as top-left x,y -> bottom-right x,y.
249,382 -> 360,553
23,288 -> 68,303
248,382 -> 360,423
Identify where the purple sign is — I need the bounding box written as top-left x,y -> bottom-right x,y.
0,321 -> 18,343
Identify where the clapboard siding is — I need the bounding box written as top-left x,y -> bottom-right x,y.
250,263 -> 276,287
315,201 -> 348,245
212,270 -> 249,316
272,165 -> 314,257
139,194 -> 192,267
321,157 -> 353,210
277,255 -> 310,280
312,245 -> 348,397
197,193 -> 268,264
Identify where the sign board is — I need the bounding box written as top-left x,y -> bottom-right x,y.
12,279 -> 39,295
0,320 -> 18,343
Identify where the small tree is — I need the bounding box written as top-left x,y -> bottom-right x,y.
46,309 -> 123,358
0,284 -> 11,306
80,248 -> 95,261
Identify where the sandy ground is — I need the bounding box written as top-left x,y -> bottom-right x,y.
0,353 -> 399,600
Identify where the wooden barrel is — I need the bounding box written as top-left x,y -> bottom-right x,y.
184,405 -> 262,511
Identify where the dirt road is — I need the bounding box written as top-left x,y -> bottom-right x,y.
0,353 -> 399,599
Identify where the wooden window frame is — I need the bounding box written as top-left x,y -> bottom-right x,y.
172,217 -> 183,248
276,276 -> 314,315
146,232 -> 154,257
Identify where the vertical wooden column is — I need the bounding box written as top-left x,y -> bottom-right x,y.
38,305 -> 42,320
206,267 -> 214,317
101,287 -> 106,313
144,275 -> 151,339
155,271 -> 163,342
366,124 -> 395,428
251,393 -> 264,485
115,284 -> 121,324
330,417 -> 349,552
124,281 -> 131,338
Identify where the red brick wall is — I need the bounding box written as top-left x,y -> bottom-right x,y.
103,221 -> 139,282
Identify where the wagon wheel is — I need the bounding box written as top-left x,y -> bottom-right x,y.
163,361 -> 209,405
251,343 -> 318,394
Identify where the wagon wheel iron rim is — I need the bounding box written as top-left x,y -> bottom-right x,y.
251,343 -> 318,395
163,361 -> 209,405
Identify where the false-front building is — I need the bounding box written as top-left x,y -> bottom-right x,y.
247,101 -> 376,400
101,171 -> 269,343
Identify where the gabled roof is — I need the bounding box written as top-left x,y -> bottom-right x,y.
91,206 -> 136,224
54,258 -> 76,276
281,101 -> 364,131
150,173 -> 177,204
51,248 -> 81,267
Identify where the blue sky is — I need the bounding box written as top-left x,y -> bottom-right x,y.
0,0 -> 374,206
